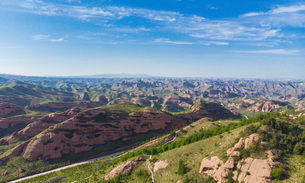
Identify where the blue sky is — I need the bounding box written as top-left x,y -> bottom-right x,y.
0,0 -> 304,79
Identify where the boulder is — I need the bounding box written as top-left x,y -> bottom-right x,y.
153,160 -> 169,172
230,151 -> 241,157
234,138 -> 245,149
237,158 -> 271,183
223,157 -> 234,169
244,134 -> 260,149
104,158 -> 142,180
199,156 -> 222,174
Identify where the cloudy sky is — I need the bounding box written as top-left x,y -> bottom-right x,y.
0,0 -> 304,79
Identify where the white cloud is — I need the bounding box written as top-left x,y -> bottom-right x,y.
241,4 -> 305,27
154,38 -> 229,46
33,34 -> 50,40
63,0 -> 81,3
111,27 -> 150,33
271,4 -> 305,14
233,49 -> 300,55
50,38 -> 65,42
6,0 -> 302,45
242,12 -> 265,17
33,34 -> 65,42
200,41 -> 229,46
186,21 -> 281,41
154,38 -> 193,45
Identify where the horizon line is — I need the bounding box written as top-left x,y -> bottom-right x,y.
0,73 -> 304,81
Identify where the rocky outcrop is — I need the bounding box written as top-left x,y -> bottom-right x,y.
6,108 -> 85,144
199,156 -> 235,183
0,116 -> 38,140
77,92 -> 90,101
250,101 -> 289,112
237,158 -> 271,183
203,89 -> 238,99
104,157 -> 142,180
0,102 -> 25,118
0,97 -> 30,106
26,102 -> 98,112
177,102 -> 238,122
91,95 -> 109,105
131,97 -> 152,107
228,99 -> 290,113
0,116 -> 35,130
18,104 -> 186,160
226,133 -> 260,157
163,96 -> 193,112
200,134 -> 273,183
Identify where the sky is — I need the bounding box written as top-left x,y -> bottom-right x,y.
0,0 -> 304,79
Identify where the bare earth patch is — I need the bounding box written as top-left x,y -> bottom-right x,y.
153,160 -> 169,172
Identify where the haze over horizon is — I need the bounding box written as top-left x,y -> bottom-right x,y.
1,0 -> 305,79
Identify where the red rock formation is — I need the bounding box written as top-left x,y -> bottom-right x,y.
250,101 -> 289,112
26,102 -> 98,112
77,92 -> 91,101
6,108 -> 86,144
200,134 -> 273,183
18,106 -> 186,160
177,102 -> 238,122
0,96 -> 30,106
0,116 -> 35,129
91,95 -> 109,105
0,102 -> 25,118
163,96 -> 193,112
104,157 -> 143,180
0,116 -> 37,143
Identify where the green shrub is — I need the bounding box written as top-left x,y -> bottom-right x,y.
293,142 -> 305,155
177,160 -> 189,175
271,168 -> 286,180
182,176 -> 216,183
135,169 -> 151,182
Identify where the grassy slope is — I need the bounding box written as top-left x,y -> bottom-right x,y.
97,103 -> 157,113
18,120 -> 247,183
175,118 -> 237,141
130,125 -> 247,183
273,155 -> 305,183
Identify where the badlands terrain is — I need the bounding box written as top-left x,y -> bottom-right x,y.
0,74 -> 304,183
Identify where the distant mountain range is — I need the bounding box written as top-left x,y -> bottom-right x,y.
0,73 -> 157,80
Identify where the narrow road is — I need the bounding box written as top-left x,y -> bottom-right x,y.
9,151 -> 127,183
163,131 -> 178,145
144,155 -> 155,183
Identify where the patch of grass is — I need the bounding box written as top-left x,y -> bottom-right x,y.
98,103 -> 155,113
0,156 -> 64,183
135,169 -> 151,182
273,155 -> 305,183
0,141 -> 22,156
271,167 -> 286,180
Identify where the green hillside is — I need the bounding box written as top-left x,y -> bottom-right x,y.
12,112 -> 305,183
